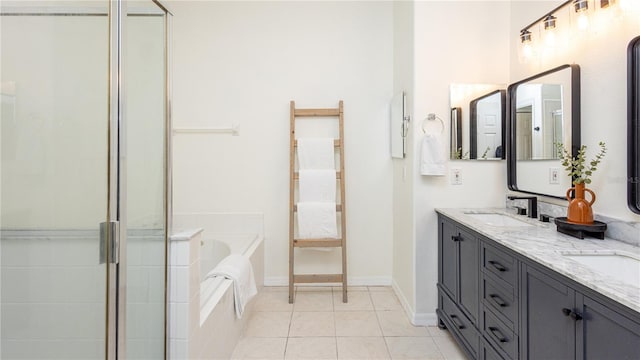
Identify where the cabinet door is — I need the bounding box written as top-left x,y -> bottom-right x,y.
439,218 -> 458,300
458,229 -> 478,323
521,264 -> 575,360
577,294 -> 640,360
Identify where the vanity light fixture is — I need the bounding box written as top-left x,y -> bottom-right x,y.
544,15 -> 557,30
574,0 -> 590,30
517,0 -> 630,62
520,30 -> 533,58
520,29 -> 532,43
543,15 -> 557,46
574,0 -> 589,12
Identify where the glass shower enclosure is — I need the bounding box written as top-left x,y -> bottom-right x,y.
0,1 -> 171,358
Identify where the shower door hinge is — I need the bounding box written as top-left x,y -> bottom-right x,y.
100,221 -> 120,264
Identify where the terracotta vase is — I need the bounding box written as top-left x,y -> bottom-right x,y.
566,182 -> 596,225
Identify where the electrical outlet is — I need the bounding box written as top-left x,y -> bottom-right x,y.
451,168 -> 462,185
549,167 -> 560,184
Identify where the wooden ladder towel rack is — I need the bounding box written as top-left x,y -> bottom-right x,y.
289,100 -> 348,304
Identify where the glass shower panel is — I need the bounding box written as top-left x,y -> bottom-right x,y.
124,1 -> 167,358
0,2 -> 110,359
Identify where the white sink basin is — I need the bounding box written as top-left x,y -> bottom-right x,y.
465,213 -> 534,227
559,251 -> 640,287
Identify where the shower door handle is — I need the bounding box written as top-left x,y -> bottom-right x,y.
100,221 -> 120,264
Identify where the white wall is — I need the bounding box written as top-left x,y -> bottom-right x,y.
509,1 -> 640,222
412,0 -> 511,320
392,0 -> 416,317
170,1 -> 395,285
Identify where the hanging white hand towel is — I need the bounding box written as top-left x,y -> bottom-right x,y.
297,202 -> 339,239
299,169 -> 336,202
420,133 -> 446,176
297,138 -> 335,170
206,254 -> 257,319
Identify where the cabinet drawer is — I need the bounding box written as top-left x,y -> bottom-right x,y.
482,277 -> 517,330
482,244 -> 517,288
481,340 -> 506,360
441,292 -> 479,358
483,309 -> 517,359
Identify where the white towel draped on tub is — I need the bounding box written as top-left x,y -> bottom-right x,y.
299,169 -> 336,202
297,202 -> 339,239
207,254 -> 257,319
420,134 -> 446,176
297,138 -> 335,169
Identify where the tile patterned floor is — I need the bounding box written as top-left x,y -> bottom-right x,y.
231,286 -> 467,360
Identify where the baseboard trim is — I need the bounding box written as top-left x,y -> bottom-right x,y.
391,280 -> 437,326
391,279 -> 415,324
264,276 -> 392,287
413,312 -> 438,326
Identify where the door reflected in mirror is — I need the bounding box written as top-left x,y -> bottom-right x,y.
449,84 -> 506,160
515,83 -> 564,160
508,64 -> 581,199
470,90 -> 506,160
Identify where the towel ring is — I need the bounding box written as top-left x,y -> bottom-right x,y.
422,113 -> 445,134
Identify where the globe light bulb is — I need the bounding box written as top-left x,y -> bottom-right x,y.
545,31 -> 556,47
577,12 -> 589,30
523,42 -> 533,58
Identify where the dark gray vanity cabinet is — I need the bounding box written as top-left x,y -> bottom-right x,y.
522,262 -> 640,360
437,213 -> 640,360
437,216 -> 480,358
480,243 -> 519,359
520,264 -> 576,359
578,294 -> 640,359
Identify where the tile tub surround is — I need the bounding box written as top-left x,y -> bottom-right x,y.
231,286 -> 467,360
435,208 -> 640,313
506,198 -> 640,247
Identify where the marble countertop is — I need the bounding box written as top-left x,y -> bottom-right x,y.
435,208 -> 640,314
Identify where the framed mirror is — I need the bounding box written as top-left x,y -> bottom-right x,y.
628,36 -> 640,214
507,64 -> 581,198
449,84 -> 506,160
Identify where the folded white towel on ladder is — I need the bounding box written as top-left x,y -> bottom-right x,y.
297,138 -> 335,169
420,134 -> 446,176
206,254 -> 257,319
299,169 -> 336,202
297,202 -> 339,239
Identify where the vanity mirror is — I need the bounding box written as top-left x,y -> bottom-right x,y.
628,36 -> 640,214
507,64 -> 580,198
449,84 -> 506,160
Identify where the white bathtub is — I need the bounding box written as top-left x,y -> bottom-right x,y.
199,233 -> 261,326
170,213 -> 264,360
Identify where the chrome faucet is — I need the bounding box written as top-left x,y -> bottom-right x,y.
508,195 -> 538,219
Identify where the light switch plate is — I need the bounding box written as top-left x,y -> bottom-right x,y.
451,168 -> 462,185
549,167 -> 560,184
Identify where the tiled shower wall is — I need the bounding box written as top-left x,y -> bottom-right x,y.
0,230 -> 165,359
